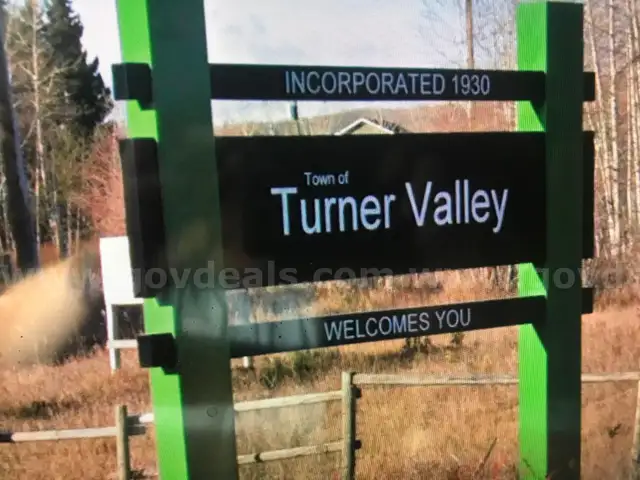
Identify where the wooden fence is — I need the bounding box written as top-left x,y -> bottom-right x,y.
0,404 -> 141,479
0,373 -> 359,480
1,371 -> 639,479
349,371 -> 640,480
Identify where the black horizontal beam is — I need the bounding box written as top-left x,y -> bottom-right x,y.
111,62 -> 596,104
210,64 -> 547,102
108,285 -> 594,358
228,288 -> 594,358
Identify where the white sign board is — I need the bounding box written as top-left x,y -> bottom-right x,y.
99,236 -> 143,372
99,236 -> 143,306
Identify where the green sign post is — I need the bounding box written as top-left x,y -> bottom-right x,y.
517,4 -> 586,479
113,1 -> 594,479
115,1 -> 238,478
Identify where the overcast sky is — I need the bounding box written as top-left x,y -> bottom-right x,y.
72,0 -> 481,126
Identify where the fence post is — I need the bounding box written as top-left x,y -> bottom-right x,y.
341,371 -> 359,480
242,356 -> 253,369
107,305 -> 121,372
631,380 -> 640,480
116,404 -> 131,480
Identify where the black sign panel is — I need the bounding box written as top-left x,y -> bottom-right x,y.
111,63 -> 595,104
217,132 -> 549,288
210,63 -> 546,102
228,296 -> 546,357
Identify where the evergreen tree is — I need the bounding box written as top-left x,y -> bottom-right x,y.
43,0 -> 112,136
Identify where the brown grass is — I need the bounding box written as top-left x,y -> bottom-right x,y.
0,265 -> 638,479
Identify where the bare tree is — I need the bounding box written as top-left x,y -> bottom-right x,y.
0,3 -> 38,271
71,126 -> 123,237
607,0 -> 622,251
629,0 -> 640,226
4,1 -> 73,254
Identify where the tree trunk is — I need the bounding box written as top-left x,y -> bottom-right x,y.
465,0 -> 474,120
586,0 -> 615,259
0,6 -> 39,272
31,0 -> 50,250
74,204 -> 81,248
607,0 -> 621,252
630,0 -> 640,227
56,199 -> 68,257
626,2 -> 638,242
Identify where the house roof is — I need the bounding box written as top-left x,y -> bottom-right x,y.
214,102 -> 515,138
333,117 -> 410,135
215,107 -> 417,137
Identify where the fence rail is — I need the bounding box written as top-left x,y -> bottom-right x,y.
2,371 -> 639,479
0,387 -> 356,480
109,339 -> 137,350
137,390 -> 343,425
353,371 -> 640,386
237,441 -> 343,465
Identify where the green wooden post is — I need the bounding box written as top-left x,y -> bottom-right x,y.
114,1 -> 239,479
517,2 -> 585,479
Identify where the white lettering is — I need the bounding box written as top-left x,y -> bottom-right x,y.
272,180 -> 507,237
379,316 -> 392,335
307,71 -> 320,94
320,308 -> 473,343
404,179 -> 508,233
353,72 -> 365,91
381,72 -> 394,94
312,174 -> 335,186
365,317 -> 377,336
360,195 -> 381,231
343,319 -> 355,340
407,313 -> 418,333
284,70 -> 491,98
324,321 -> 342,341
300,199 -> 321,234
433,73 -> 446,94
452,73 -> 491,96
338,197 -> 358,232
324,198 -> 336,233
365,72 -> 380,94
405,182 -> 432,227
338,71 -> 352,94
419,312 -> 430,331
491,190 -> 509,233
420,73 -> 432,94
434,308 -> 472,329
396,74 -> 408,95
291,71 -> 305,93
471,190 -> 490,223
461,308 -> 471,327
392,314 -> 407,332
383,194 -> 396,229
321,72 -> 337,94
433,191 -> 453,226
270,186 -> 297,236
408,73 -> 419,93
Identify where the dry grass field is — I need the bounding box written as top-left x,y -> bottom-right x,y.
0,267 -> 639,479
